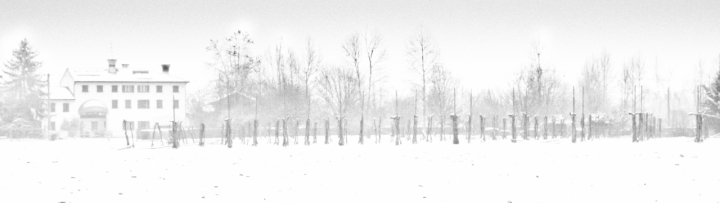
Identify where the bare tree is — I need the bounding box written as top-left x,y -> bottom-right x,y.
407,29 -> 438,123
621,56 -> 644,112
510,65 -> 567,116
427,64 -> 455,119
364,31 -> 386,116
303,38 -> 320,119
316,66 -> 360,120
206,30 -> 260,122
579,52 -> 611,113
343,33 -> 364,141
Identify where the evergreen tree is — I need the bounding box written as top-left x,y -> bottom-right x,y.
2,39 -> 46,124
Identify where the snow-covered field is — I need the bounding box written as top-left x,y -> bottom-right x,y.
1,136 -> 718,203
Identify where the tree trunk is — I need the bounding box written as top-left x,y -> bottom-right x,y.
543,115 -> 548,140
480,115 -> 485,141
282,119 -> 288,147
580,114 -> 585,141
253,119 -> 258,146
378,117 -> 383,143
511,115 -> 517,143
427,116 -> 433,142
440,116 -> 445,141
523,113 -> 529,140
412,115 -> 418,144
466,115 -> 472,143
534,116 -> 538,140
571,113 -> 577,143
275,120 -> 280,145
359,117 -> 364,144
313,121 -> 318,144
123,120 -> 130,146
338,117 -> 344,146
294,119 -> 299,145
393,116 -> 402,145
451,115 -> 459,144
199,123 -> 205,146
325,118 -> 330,144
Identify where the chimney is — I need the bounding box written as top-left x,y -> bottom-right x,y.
108,59 -> 117,74
162,64 -> 170,74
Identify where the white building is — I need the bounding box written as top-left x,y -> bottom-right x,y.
45,59 -> 188,137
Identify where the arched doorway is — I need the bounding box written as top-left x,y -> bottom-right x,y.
78,100 -> 108,137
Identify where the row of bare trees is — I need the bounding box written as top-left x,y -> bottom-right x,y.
190,29 -> 712,135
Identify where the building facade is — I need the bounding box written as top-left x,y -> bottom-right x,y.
45,59 -> 188,137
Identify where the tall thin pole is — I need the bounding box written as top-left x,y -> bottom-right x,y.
667,87 -> 670,128
47,74 -> 50,139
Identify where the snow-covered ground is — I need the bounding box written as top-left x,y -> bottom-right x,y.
1,136 -> 718,203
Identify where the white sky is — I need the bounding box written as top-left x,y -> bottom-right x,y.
1,0 -> 719,95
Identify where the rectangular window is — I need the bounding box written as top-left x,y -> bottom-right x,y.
156,85 -> 163,93
173,85 -> 179,93
112,85 -> 118,93
82,85 -> 88,93
91,121 -> 98,131
50,122 -> 56,131
50,103 -> 56,112
138,85 -> 149,93
138,100 -> 149,109
112,100 -> 118,109
122,85 -> 134,93
156,100 -> 163,109
173,100 -> 179,109
97,85 -> 103,93
63,103 -> 69,112
125,100 -> 131,109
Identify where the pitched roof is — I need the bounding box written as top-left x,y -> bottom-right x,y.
67,68 -> 189,83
